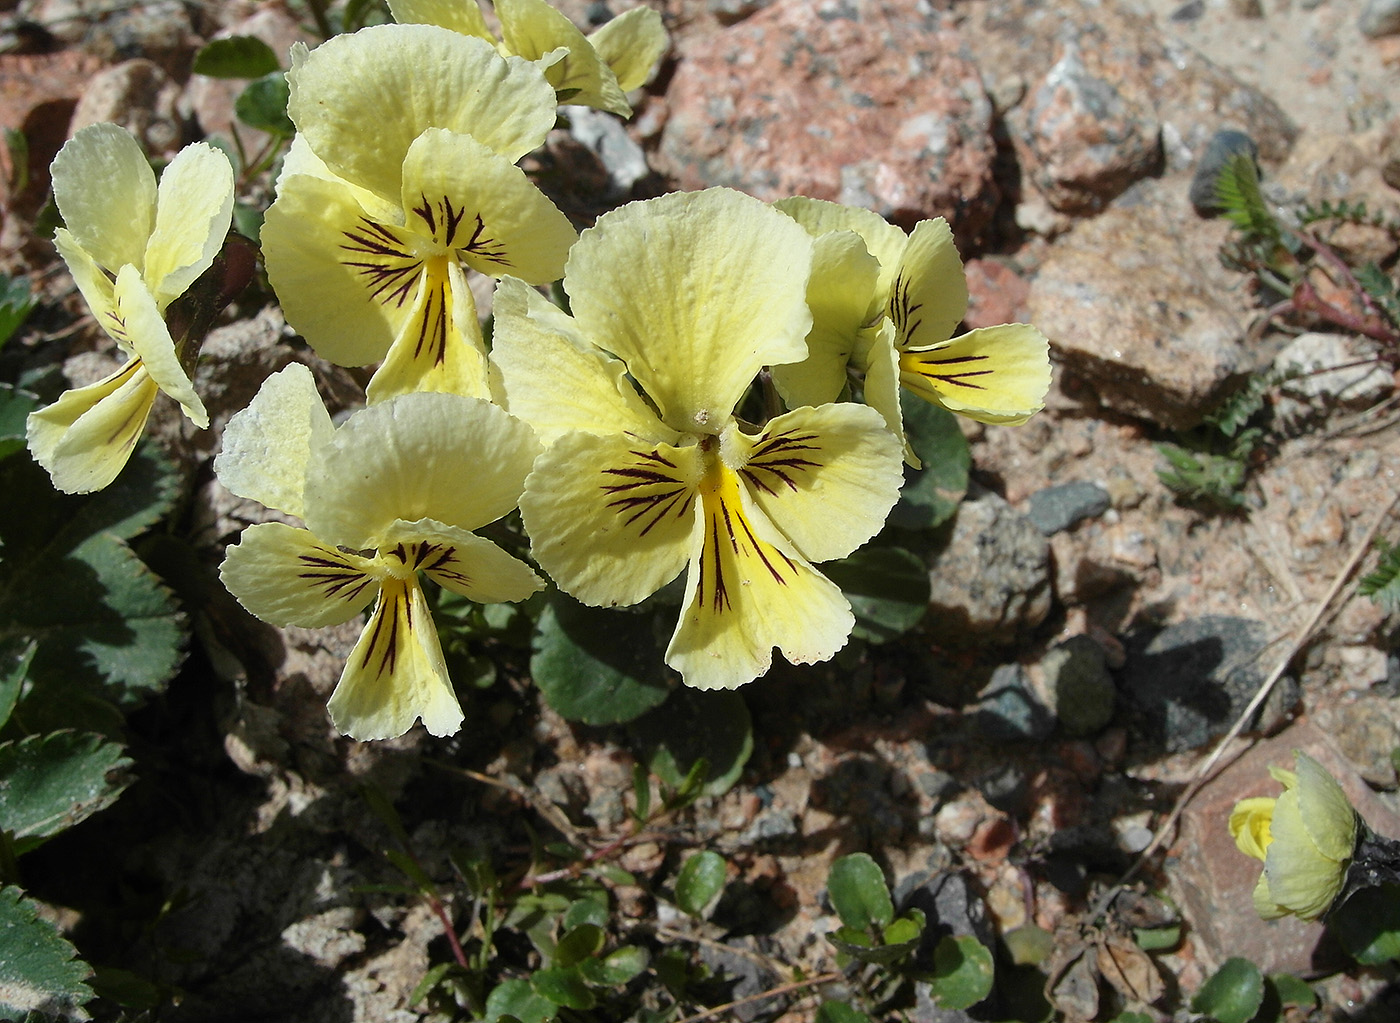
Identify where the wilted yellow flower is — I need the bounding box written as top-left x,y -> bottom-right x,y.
1229,751 -> 1358,921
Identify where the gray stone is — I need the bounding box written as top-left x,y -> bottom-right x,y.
894,871 -> 996,1020
1273,332 -> 1394,424
566,105 -> 652,198
1041,634 -> 1115,737
971,663 -> 1056,741
925,486 -> 1053,646
975,763 -> 1028,814
1026,481 -> 1111,535
697,941 -> 780,1022
1189,129 -> 1258,215
707,0 -> 776,24
1123,615 -> 1300,753
1361,0 -> 1400,38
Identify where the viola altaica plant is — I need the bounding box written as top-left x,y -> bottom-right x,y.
493,188 -> 906,691
27,123 -> 234,493
261,23 -> 577,404
216,364 -> 544,739
770,196 -> 1051,464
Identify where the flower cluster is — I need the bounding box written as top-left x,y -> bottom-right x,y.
28,3 -> 1053,738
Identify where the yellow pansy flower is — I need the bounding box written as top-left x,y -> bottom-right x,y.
388,0 -> 667,116
492,188 -> 904,691
1228,751 -> 1359,921
216,365 -> 544,740
770,196 -> 1051,465
261,24 -> 576,403
26,123 -> 233,493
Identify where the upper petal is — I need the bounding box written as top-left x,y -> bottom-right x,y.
565,188 -> 814,434
728,403 -> 903,564
387,0 -> 493,38
49,123 -> 155,275
665,460 -> 854,691
288,24 -> 557,202
496,0 -> 628,115
491,275 -> 674,445
219,521 -> 380,628
774,195 -> 908,316
899,323 -> 1051,426
888,217 -> 967,350
519,429 -> 700,607
587,5 -> 668,93
26,359 -> 157,494
1294,752 -> 1357,863
215,363 -> 335,518
113,265 -> 208,428
305,392 -> 541,547
143,141 -> 235,308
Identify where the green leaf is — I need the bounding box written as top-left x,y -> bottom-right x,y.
0,384 -> 39,462
235,72 -> 294,136
3,130 -> 27,197
531,596 -> 670,724
815,1002 -> 874,1023
554,923 -> 605,967
1133,922 -> 1181,951
531,966 -> 596,1010
561,898 -> 607,931
928,934 -> 995,1011
0,885 -> 93,1020
88,966 -> 164,1011
631,762 -> 651,821
0,276 -> 35,350
1357,263 -> 1400,330
0,640 -> 34,731
578,945 -> 648,986
883,910 -> 924,946
1190,957 -> 1265,1023
634,687 -> 752,798
823,544 -> 929,643
1003,924 -> 1055,966
1215,152 -> 1280,243
192,35 -> 282,78
1268,973 -> 1316,1009
0,732 -> 132,851
1360,540 -> 1400,613
485,978 -> 557,1023
888,395 -> 969,532
827,853 -> 892,931
1331,883 -> 1400,965
675,851 -> 727,917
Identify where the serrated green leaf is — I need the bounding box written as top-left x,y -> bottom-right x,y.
235,73 -> 293,136
929,934 -> 995,1011
815,1002 -> 874,1023
1190,957 -> 1264,1023
0,732 -> 132,850
0,885 -> 92,1019
531,966 -> 595,1010
192,36 -> 281,78
485,978 -> 556,1023
633,688 -> 752,798
823,544 -> 929,643
578,945 -> 648,986
675,851 -> 726,917
0,276 -> 35,350
0,385 -> 39,462
889,395 -> 970,531
827,853 -> 892,931
531,597 -> 670,725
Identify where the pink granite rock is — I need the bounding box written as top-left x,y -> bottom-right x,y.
657,0 -> 999,243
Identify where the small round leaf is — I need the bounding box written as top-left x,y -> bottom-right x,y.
1190,957 -> 1264,1023
675,851 -> 727,917
929,935 -> 995,1011
532,598 -> 670,725
827,853 -> 893,930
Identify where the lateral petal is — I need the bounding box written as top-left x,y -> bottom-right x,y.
263,170 -> 420,367
381,518 -> 545,604
143,141 -> 235,308
288,25 -> 557,202
1264,785 -> 1347,920
588,5 -> 668,92
113,265 -> 208,428
52,229 -> 117,335
215,363 -> 335,518
774,195 -> 907,315
491,276 -> 672,444
520,429 -> 700,607
666,462 -> 854,690
49,123 -> 155,275
496,0 -> 628,115
327,576 -> 464,739
399,128 -> 576,283
899,323 -> 1051,426
219,521 -> 380,628
387,0 -> 493,38
26,358 -> 157,494
888,217 -> 967,351
858,320 -> 915,465
730,403 -> 902,564
305,392 -> 541,547
565,188 -> 813,434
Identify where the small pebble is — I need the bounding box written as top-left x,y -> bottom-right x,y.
1188,129 -> 1259,215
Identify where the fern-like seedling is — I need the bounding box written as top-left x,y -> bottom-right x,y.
1215,152 -> 1280,244
1360,539 -> 1400,613
1357,263 -> 1400,332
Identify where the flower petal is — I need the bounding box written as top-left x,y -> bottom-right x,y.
26,358 -> 157,493
381,518 -> 545,604
666,461 -> 853,690
215,363 -> 335,517
491,276 -> 673,444
1294,752 -> 1357,863
263,168 -> 420,367
1252,870 -> 1286,920
888,217 -> 967,350
288,25 -> 557,202
219,521 -> 380,627
729,403 -> 903,564
113,265 -> 208,428
899,323 -> 1050,426
496,0 -> 628,115
52,229 -> 118,335
520,429 -> 700,607
564,188 -> 813,434
1263,784 -> 1347,920
1228,796 -> 1276,862
327,576 -> 464,739
770,230 -> 879,409
858,320 -> 916,466
143,141 -> 235,308
49,123 -> 155,275
774,195 -> 907,317
588,5 -> 668,92
399,128 -> 576,283
387,0 -> 493,38
365,257 -> 493,403
305,392 -> 540,547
